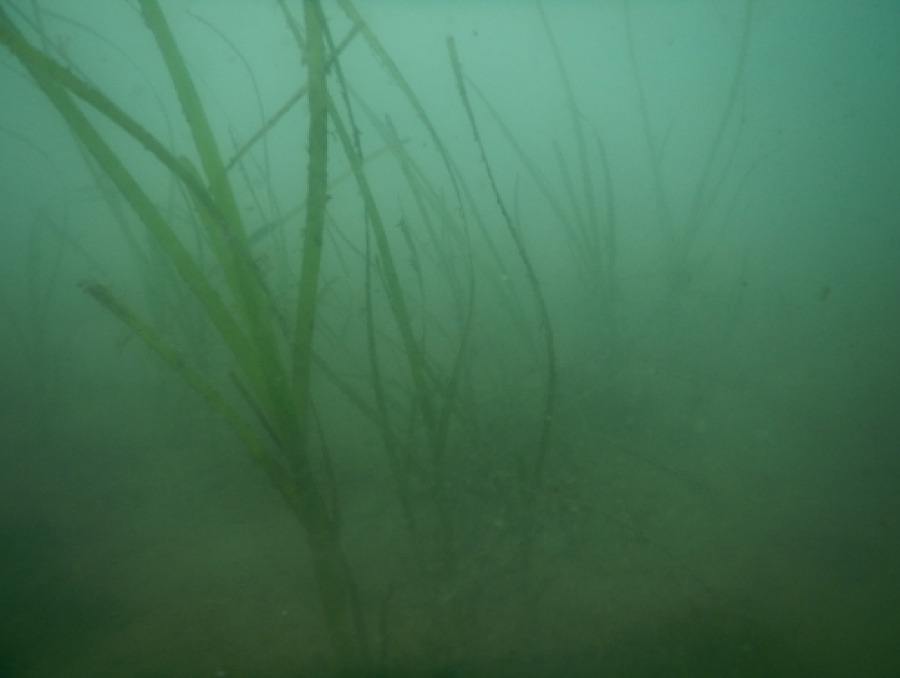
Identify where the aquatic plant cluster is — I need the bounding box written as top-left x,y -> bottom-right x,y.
0,0 -> 767,674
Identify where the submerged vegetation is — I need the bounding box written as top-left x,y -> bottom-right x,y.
0,0 -> 826,674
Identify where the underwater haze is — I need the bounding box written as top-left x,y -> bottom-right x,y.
1,1 -> 899,676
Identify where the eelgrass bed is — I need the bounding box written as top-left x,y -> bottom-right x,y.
3,1 -> 893,677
